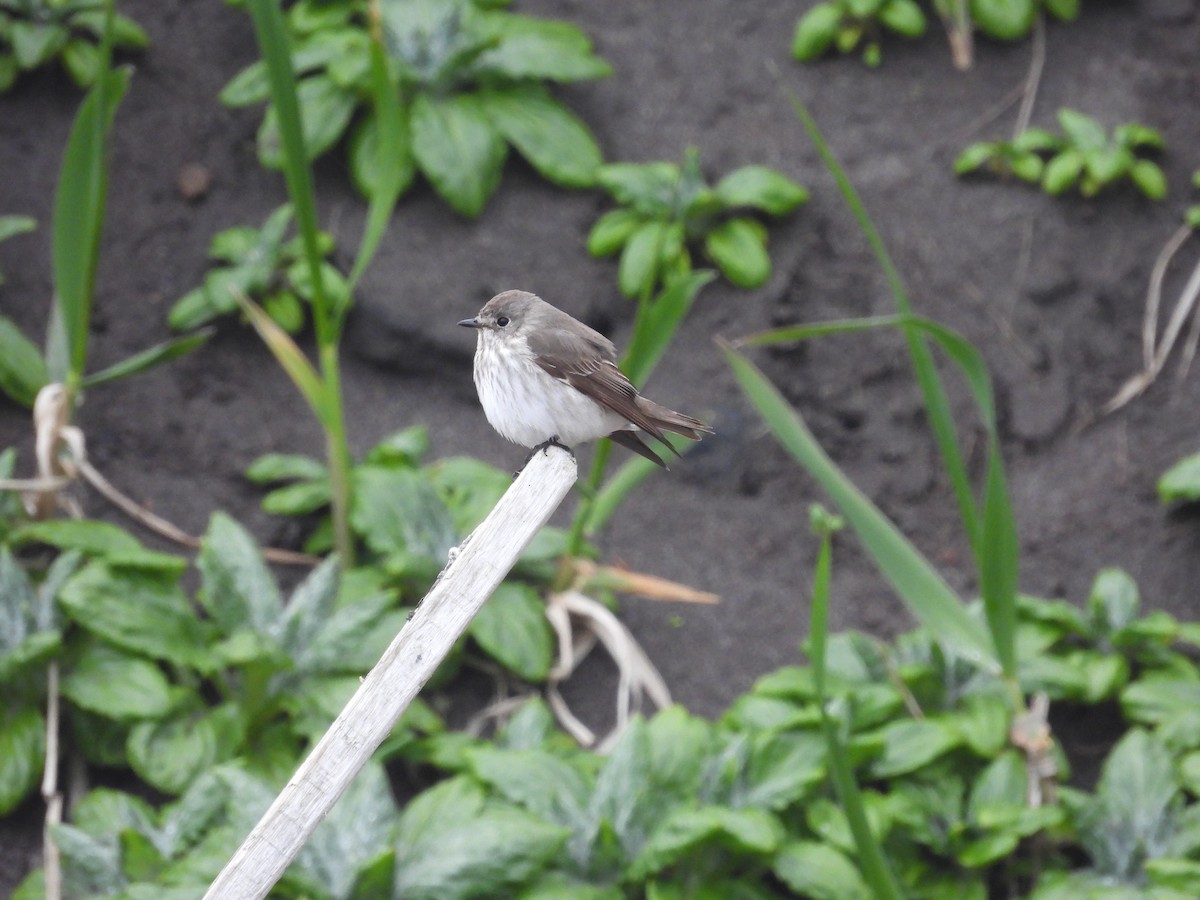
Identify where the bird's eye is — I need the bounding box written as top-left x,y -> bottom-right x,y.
496,316 -> 510,327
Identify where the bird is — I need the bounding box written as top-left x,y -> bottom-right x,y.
458,290 -> 712,468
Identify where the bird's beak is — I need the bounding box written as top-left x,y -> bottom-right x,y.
458,316 -> 481,329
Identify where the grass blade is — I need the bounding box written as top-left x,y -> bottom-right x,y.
722,340 -> 997,670
742,314 -> 1018,676
623,270 -> 715,387
51,66 -> 129,389
786,93 -> 980,557
235,293 -> 330,427
808,507 -> 904,900
346,2 -> 405,297
245,0 -> 332,345
82,329 -> 213,389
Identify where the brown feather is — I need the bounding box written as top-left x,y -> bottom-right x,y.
607,430 -> 668,468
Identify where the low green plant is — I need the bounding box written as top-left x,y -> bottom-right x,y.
0,0 -> 146,90
956,109 -> 1167,199
967,0 -> 1078,41
167,204 -> 349,334
792,0 -> 926,67
588,148 -> 809,299
0,213 -> 35,284
221,0 -> 610,216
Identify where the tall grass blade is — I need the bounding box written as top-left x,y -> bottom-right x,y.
741,314 -> 1018,675
586,434 -> 693,538
235,294 -> 331,428
786,94 -> 980,557
346,3 -> 405,297
245,0 -> 332,345
808,509 -> 904,900
51,66 -> 129,389
722,340 -> 997,670
623,270 -> 715,387
82,329 -> 214,389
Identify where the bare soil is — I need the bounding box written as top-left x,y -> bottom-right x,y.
2,0 -> 1200,890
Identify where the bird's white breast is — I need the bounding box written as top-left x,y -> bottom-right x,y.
474,332 -> 628,448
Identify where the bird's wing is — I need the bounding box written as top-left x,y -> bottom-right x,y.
527,325 -> 675,446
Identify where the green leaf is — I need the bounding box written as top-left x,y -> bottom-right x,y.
1088,568 -> 1139,636
127,704 -> 244,795
393,777 -> 569,900
262,480 -> 332,516
958,691 -> 1010,757
622,270 -> 714,387
1075,728 -> 1179,880
258,75 -> 357,168
869,718 -> 962,778
1010,152 -> 1044,182
773,840 -> 871,900
879,0 -> 927,37
1083,146 -> 1133,186
59,563 -> 208,667
0,214 -> 36,242
618,220 -> 668,298
1057,109 -> 1108,151
52,67 -> 130,385
410,91 -> 507,217
62,641 -> 175,721
50,823 -> 125,898
587,208 -> 645,257
351,465 -> 458,566
82,330 -> 212,389
953,142 -> 997,175
1042,148 -> 1084,195
11,20 -> 65,68
705,217 -> 771,288
1042,0 -> 1080,19
714,166 -> 809,216
969,0 -> 1036,40
596,162 -> 680,215
246,452 -> 328,484
296,762 -> 399,899
0,315 -> 48,406
741,732 -> 827,810
468,582 -> 553,681
219,60 -> 271,107
197,513 -> 282,637
792,4 -> 842,61
1159,452 -> 1200,503
474,14 -> 612,82
0,705 -> 43,815
1122,676 -> 1200,726
1131,159 -> 1168,200
481,84 -> 603,188
467,746 -> 592,826
1115,123 -> 1166,151
630,806 -> 783,880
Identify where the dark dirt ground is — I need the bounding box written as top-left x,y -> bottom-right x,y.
3,0 -> 1200,890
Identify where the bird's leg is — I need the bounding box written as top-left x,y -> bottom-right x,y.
515,435 -> 575,477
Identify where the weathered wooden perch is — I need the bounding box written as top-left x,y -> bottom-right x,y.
203,446 -> 578,900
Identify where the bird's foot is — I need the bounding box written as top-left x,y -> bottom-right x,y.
514,436 -> 574,477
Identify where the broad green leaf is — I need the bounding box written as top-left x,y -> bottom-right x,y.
792,4 -> 841,61
954,142 -> 998,175
426,456 -> 511,534
52,66 -> 130,386
969,0 -> 1035,40
715,166 -> 809,215
1131,159 -> 1168,200
246,452 -> 328,484
1122,676 -> 1200,726
869,718 -> 962,778
587,208 -> 645,257
50,823 -> 125,898
705,217 -> 771,288
351,465 -> 458,565
411,92 -> 507,217
1042,0 -> 1080,18
481,84 -> 602,188
0,214 -> 36,242
11,20 -> 65,68
0,705 -> 43,815
1058,109 -> 1109,151
296,763 -> 399,900
467,746 -> 592,827
393,776 -> 569,900
629,806 -> 783,880
263,480 -> 332,517
618,220 -> 667,298
1043,152 -> 1085,197
59,563 -> 208,667
595,162 -> 680,215
127,704 -> 244,794
740,732 -> 827,810
469,581 -> 553,681
62,641 -> 175,720
474,14 -> 611,82
0,315 -> 48,407
82,330 -> 212,389
219,60 -> 271,107
1158,452 -> 1200,503
1088,568 -> 1139,636
258,75 -> 357,168
197,513 -> 282,637
967,750 -> 1028,820
773,840 -> 871,900
957,691 -> 1010,757
1083,146 -> 1132,186
879,0 -> 927,37
292,587 -> 397,675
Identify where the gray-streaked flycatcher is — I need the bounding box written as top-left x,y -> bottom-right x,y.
458,290 -> 712,467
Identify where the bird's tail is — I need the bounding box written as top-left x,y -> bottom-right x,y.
635,397 -> 713,441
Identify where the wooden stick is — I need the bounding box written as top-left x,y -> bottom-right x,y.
203,446 -> 578,900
